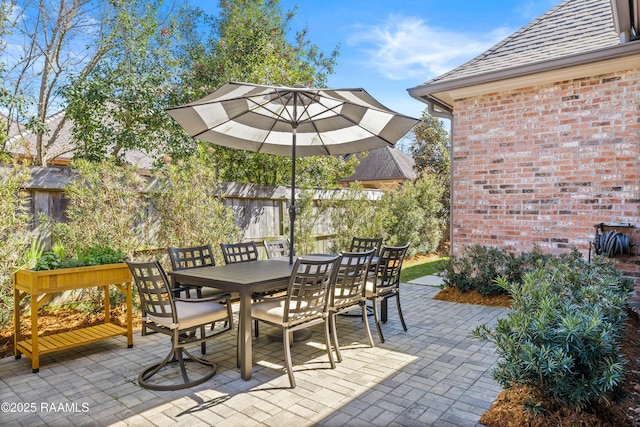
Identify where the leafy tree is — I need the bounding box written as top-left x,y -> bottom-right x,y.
1,0 -> 116,165
409,110 -> 451,243
410,110 -> 450,178
0,3 -> 29,153
1,1 -> 202,166
183,0 -> 339,97
63,1 -> 193,165
168,0 -> 351,187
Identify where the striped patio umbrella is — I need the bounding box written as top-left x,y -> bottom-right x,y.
166,81 -> 419,263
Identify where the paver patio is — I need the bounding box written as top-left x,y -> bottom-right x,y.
0,282 -> 507,427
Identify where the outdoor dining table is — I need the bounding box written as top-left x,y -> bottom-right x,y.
167,254 -> 382,380
168,259 -> 294,380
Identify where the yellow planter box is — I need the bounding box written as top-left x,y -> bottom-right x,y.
13,263 -> 133,372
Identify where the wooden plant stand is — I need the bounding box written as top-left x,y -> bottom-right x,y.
13,263 -> 133,372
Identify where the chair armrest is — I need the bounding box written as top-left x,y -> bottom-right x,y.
175,292 -> 232,303
171,286 -> 192,297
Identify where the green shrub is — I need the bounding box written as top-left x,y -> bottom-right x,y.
41,159 -> 151,257
443,245 -> 553,295
328,183 -> 385,253
288,189 -> 329,255
379,174 -> 445,258
473,254 -> 632,411
0,161 -> 34,328
151,147 -> 241,261
329,176 -> 446,258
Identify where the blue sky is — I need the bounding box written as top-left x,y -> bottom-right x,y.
200,0 -> 560,120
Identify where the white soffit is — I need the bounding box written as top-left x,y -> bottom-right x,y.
432,54 -> 640,104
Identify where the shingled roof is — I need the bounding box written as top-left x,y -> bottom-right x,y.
432,0 -> 618,83
340,146 -> 416,188
6,111 -> 155,171
408,0 -> 640,109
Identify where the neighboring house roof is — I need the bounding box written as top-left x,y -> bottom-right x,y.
340,146 -> 416,187
6,111 -> 155,171
7,111 -> 76,161
1,112 -> 22,138
408,0 -> 640,110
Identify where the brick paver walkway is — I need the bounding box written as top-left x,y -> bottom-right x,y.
0,283 -> 507,426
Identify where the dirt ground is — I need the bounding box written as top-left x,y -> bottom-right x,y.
0,306 -> 142,359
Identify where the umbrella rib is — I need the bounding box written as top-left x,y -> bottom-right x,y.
297,91 -> 398,148
249,88 -> 298,153
189,88 -> 293,143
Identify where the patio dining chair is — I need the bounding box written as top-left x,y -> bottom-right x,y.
350,237 -> 383,257
168,245 -> 234,347
365,244 -> 409,343
264,239 -> 290,259
168,245 -> 228,299
220,241 -> 260,264
126,260 -> 233,391
329,249 -> 376,362
251,255 -> 341,388
221,240 -> 285,338
350,236 -> 383,277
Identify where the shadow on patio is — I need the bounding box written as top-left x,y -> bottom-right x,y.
0,284 -> 507,427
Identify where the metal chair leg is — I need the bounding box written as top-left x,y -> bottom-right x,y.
396,293 -> 408,332
362,302 -> 375,348
324,319 -> 336,369
330,312 -> 342,362
372,298 -> 385,343
283,328 -> 295,388
138,346 -> 217,391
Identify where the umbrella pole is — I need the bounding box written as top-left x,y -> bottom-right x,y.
289,125 -> 297,265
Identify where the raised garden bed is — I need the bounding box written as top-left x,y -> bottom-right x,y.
13,263 -> 133,372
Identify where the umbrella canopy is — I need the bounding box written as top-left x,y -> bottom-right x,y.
166,81 -> 420,263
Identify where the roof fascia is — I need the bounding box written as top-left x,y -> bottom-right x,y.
611,0 -> 639,42
408,41 -> 640,107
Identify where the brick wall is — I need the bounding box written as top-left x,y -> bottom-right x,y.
451,67 -> 640,286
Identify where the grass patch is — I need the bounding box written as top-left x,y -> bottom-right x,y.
401,256 -> 448,283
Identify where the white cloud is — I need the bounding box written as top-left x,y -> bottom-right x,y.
347,15 -> 514,81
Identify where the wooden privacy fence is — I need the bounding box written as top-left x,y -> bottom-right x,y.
21,166 -> 384,254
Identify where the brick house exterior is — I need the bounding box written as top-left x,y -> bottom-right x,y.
408,0 -> 640,285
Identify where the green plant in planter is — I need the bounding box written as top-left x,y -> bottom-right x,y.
76,246 -> 126,266
33,246 -> 126,271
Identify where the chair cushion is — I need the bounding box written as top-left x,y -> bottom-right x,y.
149,300 -> 229,330
252,297 -> 319,325
365,281 -> 394,298
332,286 -> 361,310
251,298 -> 288,325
